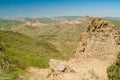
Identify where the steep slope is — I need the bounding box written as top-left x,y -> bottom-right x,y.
0,30 -> 63,68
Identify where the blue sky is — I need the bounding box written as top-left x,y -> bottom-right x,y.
0,0 -> 120,19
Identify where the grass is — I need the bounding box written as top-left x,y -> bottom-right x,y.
0,30 -> 64,79
0,68 -> 25,80
0,30 -> 64,68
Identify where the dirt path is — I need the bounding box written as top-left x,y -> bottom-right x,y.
25,67 -> 51,80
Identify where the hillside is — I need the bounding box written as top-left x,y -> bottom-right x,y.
0,30 -> 64,68
12,22 -> 89,58
0,30 -> 65,79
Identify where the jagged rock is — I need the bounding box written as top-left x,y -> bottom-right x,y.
49,59 -> 67,73
76,17 -> 120,59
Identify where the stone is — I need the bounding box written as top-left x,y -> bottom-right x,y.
49,59 -> 75,77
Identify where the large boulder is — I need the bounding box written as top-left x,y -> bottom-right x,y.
49,59 -> 75,76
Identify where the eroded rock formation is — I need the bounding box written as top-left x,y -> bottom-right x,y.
76,17 -> 120,59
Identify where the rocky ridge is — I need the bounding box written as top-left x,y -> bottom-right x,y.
76,17 -> 120,59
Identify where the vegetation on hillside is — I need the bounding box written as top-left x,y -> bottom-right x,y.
0,30 -> 64,67
0,30 -> 64,79
110,20 -> 120,30
0,19 -> 24,29
0,44 -> 24,80
107,53 -> 120,80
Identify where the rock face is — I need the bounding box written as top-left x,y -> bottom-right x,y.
76,17 -> 120,59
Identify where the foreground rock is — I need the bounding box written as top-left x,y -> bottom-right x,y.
27,18 -> 120,80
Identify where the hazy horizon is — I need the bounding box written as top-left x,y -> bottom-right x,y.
0,0 -> 120,19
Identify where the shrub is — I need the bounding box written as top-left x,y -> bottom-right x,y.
107,53 -> 120,80
0,48 -> 17,73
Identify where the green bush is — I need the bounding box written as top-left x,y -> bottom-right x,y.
0,45 -> 17,73
107,53 -> 120,80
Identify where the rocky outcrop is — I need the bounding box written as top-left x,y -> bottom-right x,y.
49,59 -> 73,73
76,17 -> 120,59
